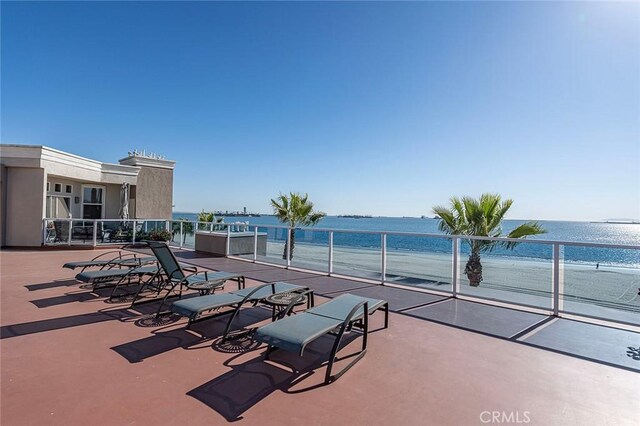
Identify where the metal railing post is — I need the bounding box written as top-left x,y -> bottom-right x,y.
92,220 -> 98,247
286,228 -> 291,268
328,231 -> 334,276
210,222 -> 214,232
132,221 -> 137,243
179,221 -> 183,249
452,237 -> 459,298
253,227 -> 258,261
552,243 -> 561,316
165,220 -> 170,232
68,218 -> 72,246
226,226 -> 231,256
42,219 -> 47,245
381,233 -> 387,284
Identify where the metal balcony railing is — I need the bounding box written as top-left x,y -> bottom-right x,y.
41,219 -> 640,327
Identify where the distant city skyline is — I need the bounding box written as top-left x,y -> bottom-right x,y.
2,2 -> 639,221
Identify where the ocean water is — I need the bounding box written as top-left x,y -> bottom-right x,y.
172,213 -> 640,267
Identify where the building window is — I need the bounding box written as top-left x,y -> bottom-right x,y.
65,184 -> 73,194
46,196 -> 71,219
82,186 -> 104,219
54,183 -> 61,193
47,182 -> 50,192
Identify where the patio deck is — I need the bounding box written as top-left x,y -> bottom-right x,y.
1,248 -> 639,425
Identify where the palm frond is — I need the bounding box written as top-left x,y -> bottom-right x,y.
503,221 -> 547,249
270,192 -> 325,228
432,194 -> 546,252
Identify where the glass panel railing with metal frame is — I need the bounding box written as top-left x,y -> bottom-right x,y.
560,244 -> 640,325
254,225 -> 288,266
40,218 -> 640,327
385,233 -> 454,293
287,227 -> 330,273
455,237 -> 554,310
331,230 -> 382,281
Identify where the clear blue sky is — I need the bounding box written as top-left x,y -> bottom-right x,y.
2,2 -> 639,221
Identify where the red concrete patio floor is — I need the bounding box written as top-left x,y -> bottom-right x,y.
1,249 -> 638,425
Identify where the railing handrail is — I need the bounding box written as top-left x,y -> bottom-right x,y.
42,218 -> 640,250
238,223 -> 640,250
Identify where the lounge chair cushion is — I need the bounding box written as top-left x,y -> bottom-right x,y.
171,293 -> 245,318
75,265 -> 159,283
254,294 -> 386,356
64,260 -> 111,269
63,256 -> 156,270
184,271 -> 241,286
170,282 -> 306,319
233,282 -> 303,299
254,313 -> 344,355
307,294 -> 386,320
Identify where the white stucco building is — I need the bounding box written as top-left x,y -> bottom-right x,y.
0,145 -> 175,247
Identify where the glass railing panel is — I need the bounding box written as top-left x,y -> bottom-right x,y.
332,231 -> 381,281
385,234 -> 453,292
288,228 -> 329,272
44,219 -> 73,245
560,244 -> 640,325
96,220 -> 127,244
182,222 -> 198,248
254,226 -> 288,266
456,238 -> 554,309
168,221 -> 189,248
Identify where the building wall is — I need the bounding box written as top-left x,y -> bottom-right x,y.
44,176 -> 126,219
134,166 -> 173,219
5,167 -> 46,246
104,183 -> 126,219
0,165 -> 6,246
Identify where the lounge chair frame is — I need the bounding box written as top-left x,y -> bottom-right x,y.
256,295 -> 390,384
139,241 -> 245,313
264,300 -> 370,384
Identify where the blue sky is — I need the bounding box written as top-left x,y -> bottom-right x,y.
2,2 -> 639,221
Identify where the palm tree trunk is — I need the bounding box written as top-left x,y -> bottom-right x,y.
464,249 -> 483,286
281,228 -> 296,260
289,228 -> 295,260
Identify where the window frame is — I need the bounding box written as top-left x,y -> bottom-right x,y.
80,184 -> 106,219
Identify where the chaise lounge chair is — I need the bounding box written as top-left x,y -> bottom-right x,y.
253,293 -> 389,384
75,264 -> 161,292
170,281 -> 311,340
142,241 -> 246,311
63,249 -> 156,272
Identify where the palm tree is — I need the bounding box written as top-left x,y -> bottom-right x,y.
270,192 -> 326,260
432,193 -> 546,286
197,211 -> 224,231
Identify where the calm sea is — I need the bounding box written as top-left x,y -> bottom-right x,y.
172,213 -> 640,266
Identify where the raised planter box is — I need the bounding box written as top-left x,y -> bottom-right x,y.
194,231 -> 267,257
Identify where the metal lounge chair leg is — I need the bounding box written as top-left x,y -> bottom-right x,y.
324,302 -> 369,384
221,303 -> 243,341
384,303 -> 389,328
